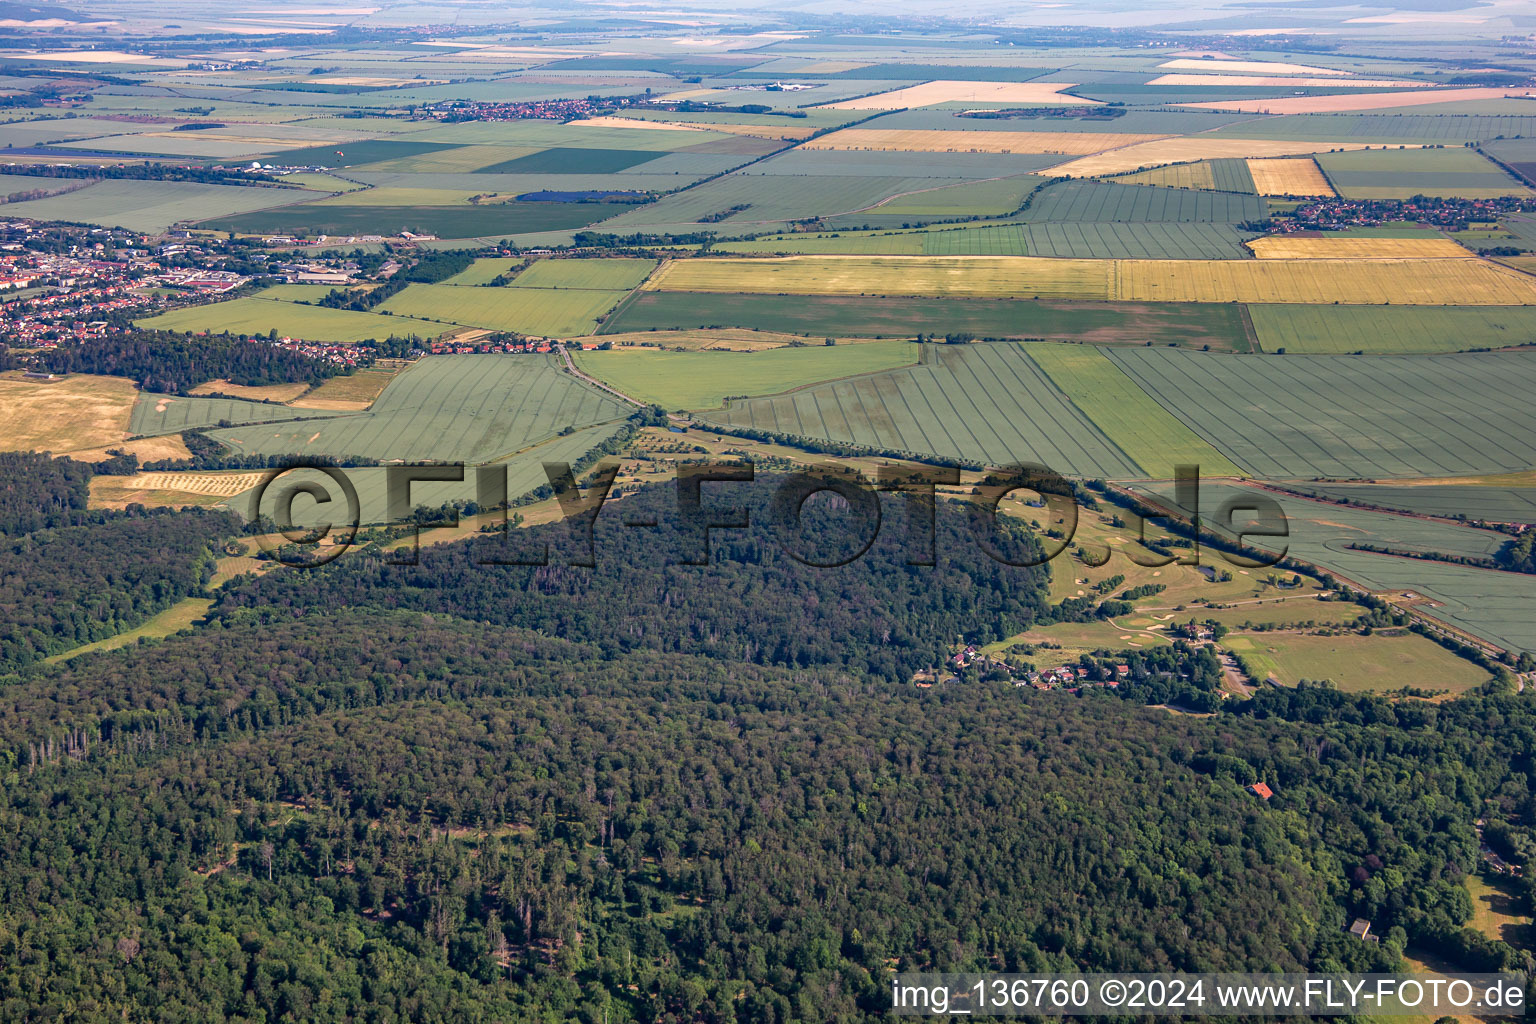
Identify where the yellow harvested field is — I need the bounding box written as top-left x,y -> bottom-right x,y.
1245,236 -> 1472,259
1246,157 -> 1334,196
801,128 -> 1164,155
1157,58 -> 1349,75
650,254 -> 1536,305
1115,257 -> 1536,304
1177,86 -> 1536,114
1116,162 -> 1217,190
660,120 -> 816,139
123,471 -> 268,497
816,80 -> 1097,110
648,255 -> 1115,300
67,434 -> 192,464
1148,73 -> 1424,88
188,379 -> 311,402
312,75 -> 446,86
289,367 -> 396,410
565,116 -> 704,131
0,373 -> 138,453
1046,138 -> 1379,177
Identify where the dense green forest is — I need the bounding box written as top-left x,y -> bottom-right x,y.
0,507 -> 234,672
216,482 -> 1054,681
0,606 -> 1530,1022
0,451 -> 92,534
37,331 -> 354,394
0,474 -> 1529,1021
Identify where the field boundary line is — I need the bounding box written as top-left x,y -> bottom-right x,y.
1235,304 -> 1260,352
850,172 -> 1035,217
1016,344 -> 1150,478
701,347 -> 924,414
557,344 -> 645,407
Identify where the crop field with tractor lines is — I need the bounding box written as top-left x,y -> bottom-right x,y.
702,342 -> 1146,478
645,254 -> 1536,305
204,354 -> 629,465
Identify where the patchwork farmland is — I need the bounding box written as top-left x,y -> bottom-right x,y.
1024,345 -> 1247,477
572,341 -> 918,410
205,353 -> 629,464
10,23 -> 1536,670
1107,348 -> 1536,478
703,342 -> 1146,478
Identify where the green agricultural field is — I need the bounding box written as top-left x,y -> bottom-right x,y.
252,139 -> 467,168
0,172 -> 88,197
753,148 -> 1062,179
129,394 -> 311,436
1021,179 -> 1267,223
508,258 -> 658,291
306,188 -> 489,207
255,284 -> 348,302
406,119 -> 724,152
379,283 -> 631,337
1276,482 -> 1536,523
1249,304 -> 1536,354
1009,222 -> 1253,258
440,257 -> 522,285
197,201 -> 635,239
598,173 -> 964,229
1316,147 -> 1529,199
1208,158 -> 1257,194
714,231 -> 933,255
605,292 -> 1253,349
1207,114 -> 1536,143
205,353 -> 628,465
351,146 -> 543,175
1108,348 -> 1536,479
702,342 -> 1145,478
866,175 -> 1038,218
135,296 -> 446,344
1222,631 -> 1492,693
475,148 -> 668,174
0,179 -> 311,233
573,341 -> 918,410
717,222 -> 1253,259
1025,344 -> 1247,477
